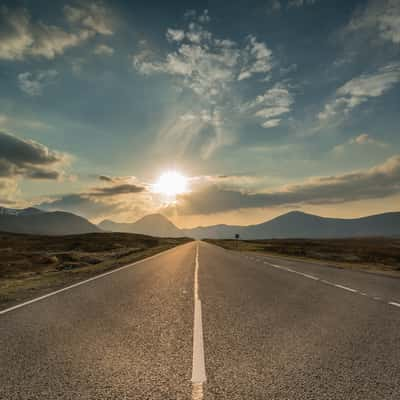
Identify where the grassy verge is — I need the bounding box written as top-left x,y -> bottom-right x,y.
205,238 -> 400,277
0,232 -> 192,310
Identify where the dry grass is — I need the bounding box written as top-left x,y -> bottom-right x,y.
0,231 -> 192,309
205,238 -> 400,277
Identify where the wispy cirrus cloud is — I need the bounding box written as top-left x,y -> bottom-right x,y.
0,113 -> 50,131
268,0 -> 318,11
133,10 -> 292,158
64,2 -> 113,36
318,63 -> 400,122
0,2 -> 113,61
93,43 -> 114,56
347,0 -> 400,45
242,83 -> 294,128
18,69 -> 58,96
333,133 -> 387,153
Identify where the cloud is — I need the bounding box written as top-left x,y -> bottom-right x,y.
0,115 -> 8,126
318,63 -> 400,121
166,28 -> 185,42
133,10 -> 282,156
0,113 -> 50,131
132,12 -> 274,95
268,1 -> 282,12
333,133 -> 387,153
64,2 -> 113,35
37,178 -> 150,220
288,0 -> 317,8
168,155 -> 400,214
98,175 -> 114,182
347,0 -> 400,45
156,109 -> 230,159
350,133 -> 386,146
0,131 -> 67,180
0,2 -> 113,61
38,194 -> 121,219
93,43 -> 114,56
133,28 -> 242,97
90,183 -> 145,196
18,70 -> 58,96
0,179 -> 19,206
267,0 -> 317,12
237,35 -> 273,81
243,83 -> 294,128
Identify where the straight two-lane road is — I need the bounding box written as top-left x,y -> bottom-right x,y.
1,241 -> 400,399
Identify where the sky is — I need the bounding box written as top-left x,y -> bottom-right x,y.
0,0 -> 400,228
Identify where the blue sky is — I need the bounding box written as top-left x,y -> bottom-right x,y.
0,0 -> 399,227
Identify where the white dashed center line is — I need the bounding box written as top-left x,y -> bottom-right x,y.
191,243 -> 206,399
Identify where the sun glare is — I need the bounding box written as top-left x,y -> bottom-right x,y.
153,171 -> 188,197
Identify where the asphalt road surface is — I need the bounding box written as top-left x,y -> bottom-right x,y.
1,241 -> 400,399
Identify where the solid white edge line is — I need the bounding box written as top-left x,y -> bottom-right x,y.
0,242 -> 190,316
297,272 -> 320,281
263,260 -> 371,296
247,252 -> 400,310
191,243 -> 206,392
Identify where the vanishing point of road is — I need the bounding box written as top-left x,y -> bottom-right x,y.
1,241 -> 400,399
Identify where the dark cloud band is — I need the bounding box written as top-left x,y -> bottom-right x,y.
171,155 -> 400,215
0,131 -> 66,180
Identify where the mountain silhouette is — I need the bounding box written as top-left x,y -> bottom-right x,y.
2,207 -> 399,238
99,213 -> 183,237
0,208 -> 100,235
184,211 -> 400,239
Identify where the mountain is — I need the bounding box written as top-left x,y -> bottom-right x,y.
182,223 -> 244,239
0,206 -> 43,216
99,213 -> 184,237
0,208 -> 100,235
184,211 -> 400,239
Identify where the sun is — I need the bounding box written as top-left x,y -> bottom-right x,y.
153,170 -> 188,197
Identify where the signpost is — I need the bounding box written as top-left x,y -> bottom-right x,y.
234,233 -> 240,248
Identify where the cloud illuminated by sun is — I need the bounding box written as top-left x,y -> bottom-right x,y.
152,170 -> 189,198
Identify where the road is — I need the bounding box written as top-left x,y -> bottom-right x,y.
1,241 -> 400,399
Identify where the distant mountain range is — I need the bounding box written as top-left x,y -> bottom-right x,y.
184,211 -> 400,239
101,210 -> 400,239
0,207 -> 100,235
1,207 -> 399,238
99,214 -> 183,237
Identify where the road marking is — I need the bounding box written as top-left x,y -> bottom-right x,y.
0,243 -> 189,316
191,243 -> 206,399
250,256 -> 399,310
298,272 -> 320,281
333,284 -> 358,293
